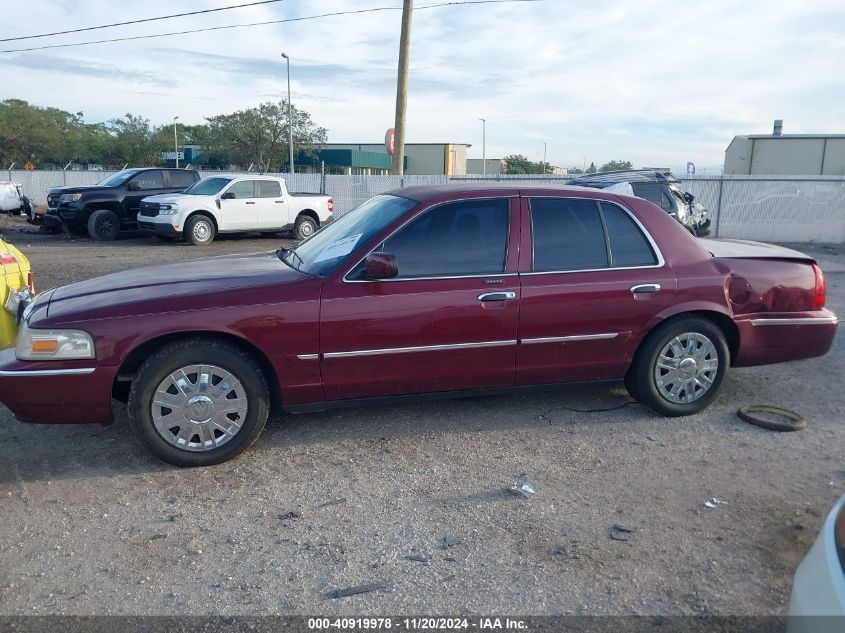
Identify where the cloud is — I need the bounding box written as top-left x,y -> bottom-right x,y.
0,0 -> 843,170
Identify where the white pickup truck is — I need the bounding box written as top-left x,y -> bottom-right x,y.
137,175 -> 334,245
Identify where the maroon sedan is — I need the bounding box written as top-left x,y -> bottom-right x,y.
0,185 -> 837,466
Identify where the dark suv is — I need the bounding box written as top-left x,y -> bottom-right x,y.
567,170 -> 711,237
45,168 -> 200,241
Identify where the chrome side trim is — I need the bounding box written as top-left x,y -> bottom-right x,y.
520,333 -> 619,345
749,316 -> 838,326
0,367 -> 96,377
346,273 -> 519,283
296,354 -> 320,360
323,339 -> 517,359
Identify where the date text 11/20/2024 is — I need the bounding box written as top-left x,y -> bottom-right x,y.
307,617 -> 528,630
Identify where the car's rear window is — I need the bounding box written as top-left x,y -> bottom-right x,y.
601,203 -> 657,267
530,198 -> 609,271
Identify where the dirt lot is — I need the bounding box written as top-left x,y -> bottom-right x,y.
0,214 -> 843,616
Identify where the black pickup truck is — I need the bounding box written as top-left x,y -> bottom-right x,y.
45,168 -> 200,240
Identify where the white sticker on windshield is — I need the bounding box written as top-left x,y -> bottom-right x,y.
313,233 -> 363,263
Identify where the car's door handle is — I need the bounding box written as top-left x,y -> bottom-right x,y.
245,201 -> 256,205
630,284 -> 661,294
275,200 -> 284,204
478,291 -> 516,302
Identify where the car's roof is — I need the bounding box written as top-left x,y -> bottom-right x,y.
200,174 -> 283,180
567,169 -> 680,187
387,182 -> 607,202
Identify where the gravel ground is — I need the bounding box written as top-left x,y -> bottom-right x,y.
0,215 -> 843,616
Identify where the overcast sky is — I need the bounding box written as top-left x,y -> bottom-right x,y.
1,0 -> 843,172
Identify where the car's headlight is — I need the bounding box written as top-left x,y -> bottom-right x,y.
159,205 -> 178,215
59,193 -> 82,203
15,322 -> 95,360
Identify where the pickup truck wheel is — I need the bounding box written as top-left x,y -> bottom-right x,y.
127,339 -> 270,467
185,215 -> 215,245
293,214 -> 317,240
87,209 -> 120,241
627,317 -> 729,417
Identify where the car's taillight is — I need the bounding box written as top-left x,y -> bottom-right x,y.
812,263 -> 826,310
327,198 -> 334,213
27,271 -> 34,294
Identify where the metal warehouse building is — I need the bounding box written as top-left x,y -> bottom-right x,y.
725,132 -> 845,176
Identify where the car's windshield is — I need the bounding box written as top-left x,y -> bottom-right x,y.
184,177 -> 233,196
98,170 -> 138,186
281,194 -> 417,277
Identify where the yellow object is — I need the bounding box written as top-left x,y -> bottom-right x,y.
0,237 -> 34,349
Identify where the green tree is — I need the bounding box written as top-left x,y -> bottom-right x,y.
503,154 -> 547,175
104,114 -> 157,166
0,99 -> 89,167
205,101 -> 326,172
600,159 -> 633,172
586,161 -> 597,174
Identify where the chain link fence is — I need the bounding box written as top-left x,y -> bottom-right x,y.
5,169 -> 845,243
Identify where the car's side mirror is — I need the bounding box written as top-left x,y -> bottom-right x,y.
127,181 -> 141,191
221,192 -> 236,200
364,252 -> 398,280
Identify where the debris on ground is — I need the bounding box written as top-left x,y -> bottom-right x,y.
317,498 -> 347,509
440,536 -> 461,549
327,582 -> 386,599
278,511 -> 302,521
405,554 -> 429,563
509,473 -> 536,498
737,405 -> 806,432
704,497 -> 728,509
609,524 -> 636,541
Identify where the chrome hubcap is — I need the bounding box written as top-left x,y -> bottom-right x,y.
654,332 -> 719,404
194,222 -> 211,241
151,364 -> 248,452
300,221 -> 314,237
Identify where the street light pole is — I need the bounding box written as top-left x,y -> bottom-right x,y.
392,0 -> 413,176
542,141 -> 547,175
479,118 -> 486,175
281,52 -> 294,176
173,116 -> 179,168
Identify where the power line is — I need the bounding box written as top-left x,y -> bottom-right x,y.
0,0 -> 543,54
0,0 -> 286,43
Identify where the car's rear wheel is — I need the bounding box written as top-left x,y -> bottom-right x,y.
293,214 -> 317,240
185,215 -> 215,245
127,339 -> 270,467
87,209 -> 120,241
627,317 -> 729,417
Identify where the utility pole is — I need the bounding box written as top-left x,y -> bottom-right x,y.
281,53 -> 294,175
392,0 -> 413,175
542,141 -> 547,175
173,116 -> 180,168
479,118 -> 486,175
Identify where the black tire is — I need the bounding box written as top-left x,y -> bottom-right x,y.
87,209 -> 120,241
626,316 -> 730,417
127,338 -> 270,467
737,406 -> 806,432
185,214 -> 216,245
293,214 -> 318,240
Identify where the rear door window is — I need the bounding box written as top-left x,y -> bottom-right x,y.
600,203 -> 658,267
529,198 -> 608,271
382,198 -> 510,278
258,180 -> 282,198
170,171 -> 197,189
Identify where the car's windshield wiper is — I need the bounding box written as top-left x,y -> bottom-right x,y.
277,247 -> 304,272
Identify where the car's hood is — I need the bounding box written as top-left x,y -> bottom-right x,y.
48,185 -> 108,195
43,251 -> 317,323
142,193 -> 189,204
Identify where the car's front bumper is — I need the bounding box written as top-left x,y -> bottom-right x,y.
788,495 -> 845,632
138,220 -> 181,237
0,348 -> 115,424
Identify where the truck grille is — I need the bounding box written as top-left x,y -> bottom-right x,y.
139,203 -> 159,217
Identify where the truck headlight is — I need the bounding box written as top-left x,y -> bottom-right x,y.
15,322 -> 95,360
159,205 -> 178,215
59,193 -> 82,203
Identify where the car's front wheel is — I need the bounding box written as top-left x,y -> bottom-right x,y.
87,209 -> 120,241
626,316 -> 729,417
127,339 -> 270,467
185,215 -> 216,245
